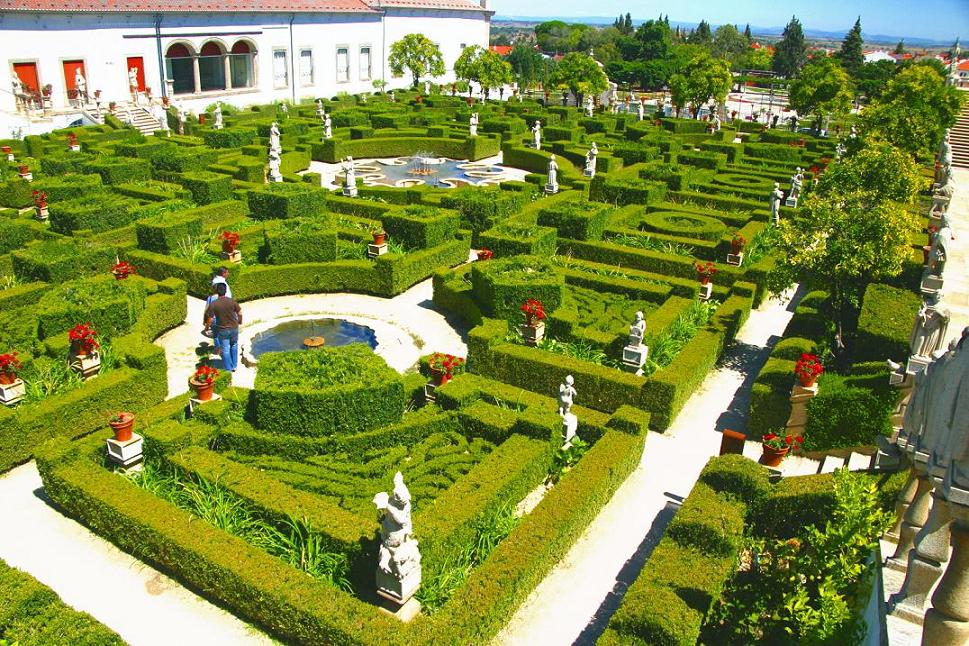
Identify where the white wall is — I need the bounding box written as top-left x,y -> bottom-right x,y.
0,8 -> 489,120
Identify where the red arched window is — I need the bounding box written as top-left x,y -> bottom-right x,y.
231,41 -> 252,54
166,43 -> 191,59
200,42 -> 223,57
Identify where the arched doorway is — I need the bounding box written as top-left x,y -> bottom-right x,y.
165,43 -> 195,95
199,41 -> 226,92
229,41 -> 256,89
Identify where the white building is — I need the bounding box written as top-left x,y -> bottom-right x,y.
0,0 -> 491,124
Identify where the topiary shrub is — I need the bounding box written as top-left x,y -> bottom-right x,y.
477,221 -> 558,257
251,345 -> 405,437
639,211 -> 727,242
11,239 -> 116,283
247,182 -> 327,220
0,219 -> 38,254
48,192 -> 142,234
803,365 -> 897,451
150,147 -> 219,173
83,157 -> 152,184
537,197 -> 611,241
0,178 -> 34,208
470,255 -> 564,322
381,205 -> 460,250
33,173 -> 104,202
262,218 -> 337,264
589,175 -> 667,206
439,186 -> 529,244
36,275 -> 147,339
854,283 -> 921,363
202,127 -> 258,149
176,171 -> 234,205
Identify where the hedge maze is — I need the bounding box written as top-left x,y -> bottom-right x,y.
0,90 -> 849,643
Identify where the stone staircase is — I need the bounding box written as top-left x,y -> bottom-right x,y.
110,103 -> 161,136
950,102 -> 969,169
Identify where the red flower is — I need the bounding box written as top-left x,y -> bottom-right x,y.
68,323 -> 100,355
0,352 -> 20,374
111,261 -> 137,280
428,352 -> 465,376
192,365 -> 219,384
521,299 -> 546,322
220,231 -> 240,247
695,261 -> 717,278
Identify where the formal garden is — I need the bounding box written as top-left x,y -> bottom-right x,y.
0,40 -> 960,642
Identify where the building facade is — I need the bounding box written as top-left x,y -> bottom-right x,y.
0,0 -> 491,117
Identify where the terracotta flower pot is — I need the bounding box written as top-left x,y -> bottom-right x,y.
730,242 -> 744,255
431,369 -> 452,386
761,444 -> 789,467
189,377 -> 215,402
798,373 -> 818,388
110,413 -> 135,442
222,240 -> 237,255
0,372 -> 16,386
700,276 -> 711,286
372,232 -> 386,246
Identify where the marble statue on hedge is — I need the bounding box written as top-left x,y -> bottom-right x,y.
342,156 -> 358,197
74,68 -> 87,103
213,103 -> 223,130
532,120 -> 542,150
558,375 -> 577,417
177,103 -> 187,134
584,142 -> 598,177
769,182 -> 784,224
637,100 -> 645,121
545,155 -> 559,195
786,168 -> 803,207
469,112 -> 478,137
269,121 -> 281,155
584,94 -> 594,117
622,311 -> 649,375
323,114 -> 332,140
267,150 -> 282,183
373,472 -> 422,605
424,80 -> 431,95
316,98 -> 324,119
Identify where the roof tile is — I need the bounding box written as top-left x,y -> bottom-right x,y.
0,0 -> 377,12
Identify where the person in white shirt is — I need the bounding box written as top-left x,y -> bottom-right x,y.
212,266 -> 232,299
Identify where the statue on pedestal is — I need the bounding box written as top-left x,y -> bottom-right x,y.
267,150 -> 282,183
323,114 -> 332,140
469,112 -> 478,137
342,156 -> 358,197
373,472 -> 422,604
790,167 -> 804,201
316,98 -> 324,119
629,311 -> 646,347
128,66 -> 140,103
532,120 -> 542,150
269,121 -> 281,155
74,69 -> 87,103
584,142 -> 598,177
558,375 -> 577,417
213,103 -> 223,130
637,100 -> 645,121
910,301 -> 951,358
584,94 -> 594,117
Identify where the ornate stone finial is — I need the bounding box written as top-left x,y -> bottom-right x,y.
373,471 -> 421,605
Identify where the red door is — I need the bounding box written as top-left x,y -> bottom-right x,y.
63,60 -> 86,96
12,62 -> 39,94
126,56 -> 146,92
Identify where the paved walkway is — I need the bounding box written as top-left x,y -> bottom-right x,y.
494,288 -> 800,645
939,167 -> 969,347
0,463 -> 272,646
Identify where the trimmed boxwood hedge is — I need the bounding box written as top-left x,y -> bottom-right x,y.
48,192 -> 142,234
252,345 -> 405,437
381,205 -> 460,250
478,221 -> 558,257
537,197 -> 610,241
639,210 -> 726,242
262,218 -> 337,264
12,239 -> 117,283
855,283 -> 921,363
470,255 -> 564,322
248,182 -> 328,220
439,186 -> 530,244
589,175 -> 667,206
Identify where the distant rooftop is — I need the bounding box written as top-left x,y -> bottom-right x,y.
0,0 -> 491,12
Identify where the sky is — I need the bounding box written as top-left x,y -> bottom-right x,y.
490,0 -> 969,43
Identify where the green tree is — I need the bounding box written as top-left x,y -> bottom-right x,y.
634,19 -> 673,60
836,17 -> 864,77
388,34 -> 445,89
817,139 -> 926,204
855,60 -> 896,99
453,45 -> 485,96
743,45 -> 774,71
712,24 -> 749,67
507,44 -> 545,89
744,24 -> 752,41
894,40 -> 906,55
535,20 -> 573,53
772,16 -> 808,77
477,50 -> 513,99
548,52 -> 608,105
861,64 -> 963,157
787,56 -> 855,133
688,20 -> 713,46
668,52 -> 732,117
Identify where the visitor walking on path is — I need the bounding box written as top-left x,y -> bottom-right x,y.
212,267 -> 232,299
206,283 -> 242,372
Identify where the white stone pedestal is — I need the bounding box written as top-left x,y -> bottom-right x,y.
221,249 -> 242,264
562,413 -> 578,449
906,355 -> 932,377
0,379 -> 25,406
622,344 -> 648,376
106,433 -> 144,471
18,172 -> 32,181
188,392 -> 222,415
521,322 -> 545,346
69,144 -> 81,152
698,283 -> 713,301
34,206 -> 48,221
921,275 -> 944,300
423,382 -> 438,402
583,168 -> 595,178
376,566 -> 421,606
344,184 -> 359,198
545,182 -> 559,195
784,196 -> 798,208
726,252 -> 744,266
70,352 -> 101,381
367,243 -> 388,258
5,153 -> 14,162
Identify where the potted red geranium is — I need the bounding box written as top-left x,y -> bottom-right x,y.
427,352 -> 465,386
476,248 -> 494,261
520,298 -> 546,346
220,230 -> 240,255
68,323 -> 100,358
730,233 -> 747,255
371,228 -> 387,246
109,412 -> 135,442
32,191 -> 47,219
0,352 -> 20,385
111,260 -> 136,280
761,432 -> 803,467
695,261 -> 717,286
189,365 -> 219,401
794,353 -> 824,388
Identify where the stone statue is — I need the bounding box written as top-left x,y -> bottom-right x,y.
128,66 -> 139,95
584,142 -> 598,177
532,120 -> 542,150
558,375 -> 577,417
712,113 -> 721,131
584,94 -> 594,117
469,112 -> 478,137
835,141 -> 846,159
424,80 -> 430,95
389,90 -> 396,103
637,100 -> 645,121
213,103 -> 223,130
323,114 -> 332,140
342,156 -> 357,197
769,182 -> 784,224
269,121 -> 281,155
629,311 -> 646,347
267,150 -> 282,183
373,472 -> 422,604
176,103 -> 187,134
10,73 -> 21,97
910,301 -> 951,358
74,69 -> 87,101
546,154 -> 559,194
279,102 -> 288,114
790,167 -> 804,200
316,98 -> 324,118
925,226 -> 951,279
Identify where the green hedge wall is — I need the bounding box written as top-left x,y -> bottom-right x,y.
439,186 -> 530,244
83,157 -> 151,184
537,198 -> 610,241
251,345 -> 405,437
36,275 -> 147,340
470,255 -> 564,322
48,192 -> 142,234
202,127 -> 258,149
248,182 -> 328,220
263,218 -> 337,264
854,283 -> 921,363
478,222 -> 558,257
589,175 -> 667,206
174,171 -> 234,205
12,240 -> 116,283
313,136 -> 499,164
381,205 -> 460,249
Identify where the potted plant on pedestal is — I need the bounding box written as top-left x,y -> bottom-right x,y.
371,228 -> 387,246
32,190 -> 47,219
520,298 -> 546,346
221,230 -> 240,255
0,352 -> 20,386
695,262 -> 717,299
68,322 -> 101,379
730,233 -> 747,256
189,365 -> 219,401
476,248 -> 493,261
794,353 -> 824,388
111,260 -> 137,280
761,432 -> 804,467
427,352 -> 465,386
109,412 -> 135,442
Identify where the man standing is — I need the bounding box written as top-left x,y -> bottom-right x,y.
207,283 -> 242,372
212,267 -> 232,299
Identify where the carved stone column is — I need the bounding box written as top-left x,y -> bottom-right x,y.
891,471 -> 934,563
889,469 -> 920,541
192,56 -> 202,94
891,487 -> 952,622
922,505 -> 969,645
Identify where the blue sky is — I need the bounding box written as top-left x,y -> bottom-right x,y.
490,0 -> 969,42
